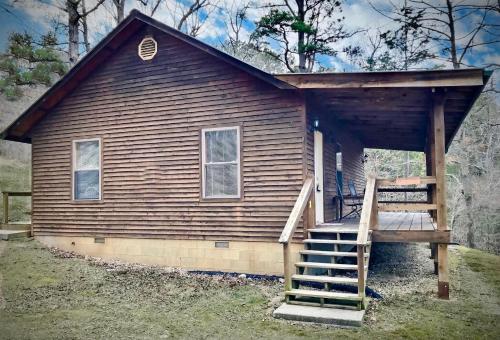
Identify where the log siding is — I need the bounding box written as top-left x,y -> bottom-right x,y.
30,27 -> 305,242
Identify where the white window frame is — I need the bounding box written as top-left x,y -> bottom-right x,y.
72,138 -> 102,201
201,126 -> 241,199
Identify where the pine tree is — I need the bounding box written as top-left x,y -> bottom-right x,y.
0,32 -> 67,100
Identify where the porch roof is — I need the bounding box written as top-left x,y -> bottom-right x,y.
276,69 -> 491,152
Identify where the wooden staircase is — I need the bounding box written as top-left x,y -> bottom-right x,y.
285,224 -> 372,310
278,176 -> 378,314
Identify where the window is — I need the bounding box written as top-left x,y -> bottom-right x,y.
202,127 -> 241,199
73,139 -> 101,200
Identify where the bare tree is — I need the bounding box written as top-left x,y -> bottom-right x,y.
137,0 -> 163,16
81,0 -> 91,53
138,0 -> 216,37
370,0 -> 500,69
447,76 -> 500,253
49,0 -> 106,64
219,0 -> 285,73
108,0 -> 126,24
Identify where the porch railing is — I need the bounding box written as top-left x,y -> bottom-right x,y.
2,191 -> 32,225
278,176 -> 314,291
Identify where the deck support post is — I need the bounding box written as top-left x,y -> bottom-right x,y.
2,192 -> 8,224
283,243 -> 292,292
430,243 -> 438,274
431,89 -> 449,299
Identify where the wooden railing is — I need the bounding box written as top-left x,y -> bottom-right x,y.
2,191 -> 32,224
356,176 -> 378,301
376,176 -> 437,215
279,176 -> 315,291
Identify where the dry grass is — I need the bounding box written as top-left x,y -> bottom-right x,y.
0,239 -> 499,339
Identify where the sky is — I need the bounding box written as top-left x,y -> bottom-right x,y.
0,0 -> 499,72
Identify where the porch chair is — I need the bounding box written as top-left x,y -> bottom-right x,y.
339,179 -> 364,219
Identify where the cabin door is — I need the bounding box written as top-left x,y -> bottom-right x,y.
314,130 -> 324,224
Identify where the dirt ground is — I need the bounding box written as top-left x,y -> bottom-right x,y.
0,239 -> 499,339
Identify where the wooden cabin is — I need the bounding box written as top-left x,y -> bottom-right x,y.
1,10 -> 490,313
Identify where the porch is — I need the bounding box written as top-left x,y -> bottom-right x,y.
339,212 -> 450,243
277,69 -> 490,313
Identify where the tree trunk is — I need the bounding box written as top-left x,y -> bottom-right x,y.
114,0 -> 125,24
81,0 -> 91,53
296,0 -> 306,72
446,0 -> 459,69
67,0 -> 80,65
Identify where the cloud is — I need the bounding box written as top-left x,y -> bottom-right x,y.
9,0 -> 61,31
7,0 -> 500,70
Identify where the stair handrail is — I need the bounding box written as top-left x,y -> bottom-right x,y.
279,176 -> 314,291
279,176 -> 314,244
356,176 -> 378,245
355,176 -> 377,305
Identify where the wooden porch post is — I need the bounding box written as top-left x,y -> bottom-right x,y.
426,113 -> 438,273
432,89 -> 449,299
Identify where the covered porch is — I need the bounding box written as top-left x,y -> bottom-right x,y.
277,68 -> 490,301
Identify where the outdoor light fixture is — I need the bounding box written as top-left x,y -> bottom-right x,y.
313,119 -> 320,129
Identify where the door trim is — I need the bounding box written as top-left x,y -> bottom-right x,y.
314,130 -> 324,224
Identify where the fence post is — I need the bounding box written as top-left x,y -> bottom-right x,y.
2,192 -> 8,224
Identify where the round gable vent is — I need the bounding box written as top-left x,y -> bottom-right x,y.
138,36 -> 157,61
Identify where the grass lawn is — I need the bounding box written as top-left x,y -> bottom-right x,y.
0,239 -> 499,339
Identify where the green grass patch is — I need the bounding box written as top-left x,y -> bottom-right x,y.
0,157 -> 31,222
0,241 -> 499,339
459,246 -> 500,296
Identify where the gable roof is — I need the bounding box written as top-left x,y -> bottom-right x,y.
1,9 -> 295,143
0,10 -> 490,152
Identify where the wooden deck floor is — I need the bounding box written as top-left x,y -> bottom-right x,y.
339,212 -> 436,231
378,212 -> 436,231
333,212 -> 448,243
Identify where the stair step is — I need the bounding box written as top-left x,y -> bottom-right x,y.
292,274 -> 358,284
300,250 -> 369,257
309,228 -> 359,234
304,239 -> 368,245
295,262 -> 365,270
286,289 -> 362,301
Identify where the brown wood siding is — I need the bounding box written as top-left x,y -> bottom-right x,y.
305,112 -> 365,223
323,135 -> 337,222
30,27 -> 305,242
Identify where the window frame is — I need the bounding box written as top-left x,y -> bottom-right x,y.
201,126 -> 241,200
72,138 -> 102,201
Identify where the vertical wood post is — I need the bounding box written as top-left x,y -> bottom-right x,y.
357,245 -> 365,301
283,243 -> 292,291
2,192 -> 8,224
432,90 -> 449,299
426,116 -> 437,221
370,180 -> 379,230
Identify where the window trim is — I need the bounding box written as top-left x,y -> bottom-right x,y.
72,138 -> 102,201
201,126 -> 241,200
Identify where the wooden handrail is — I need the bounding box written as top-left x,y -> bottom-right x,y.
2,191 -> 32,196
356,176 -> 377,245
279,176 -> 314,244
279,176 -> 314,292
356,176 -> 378,303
